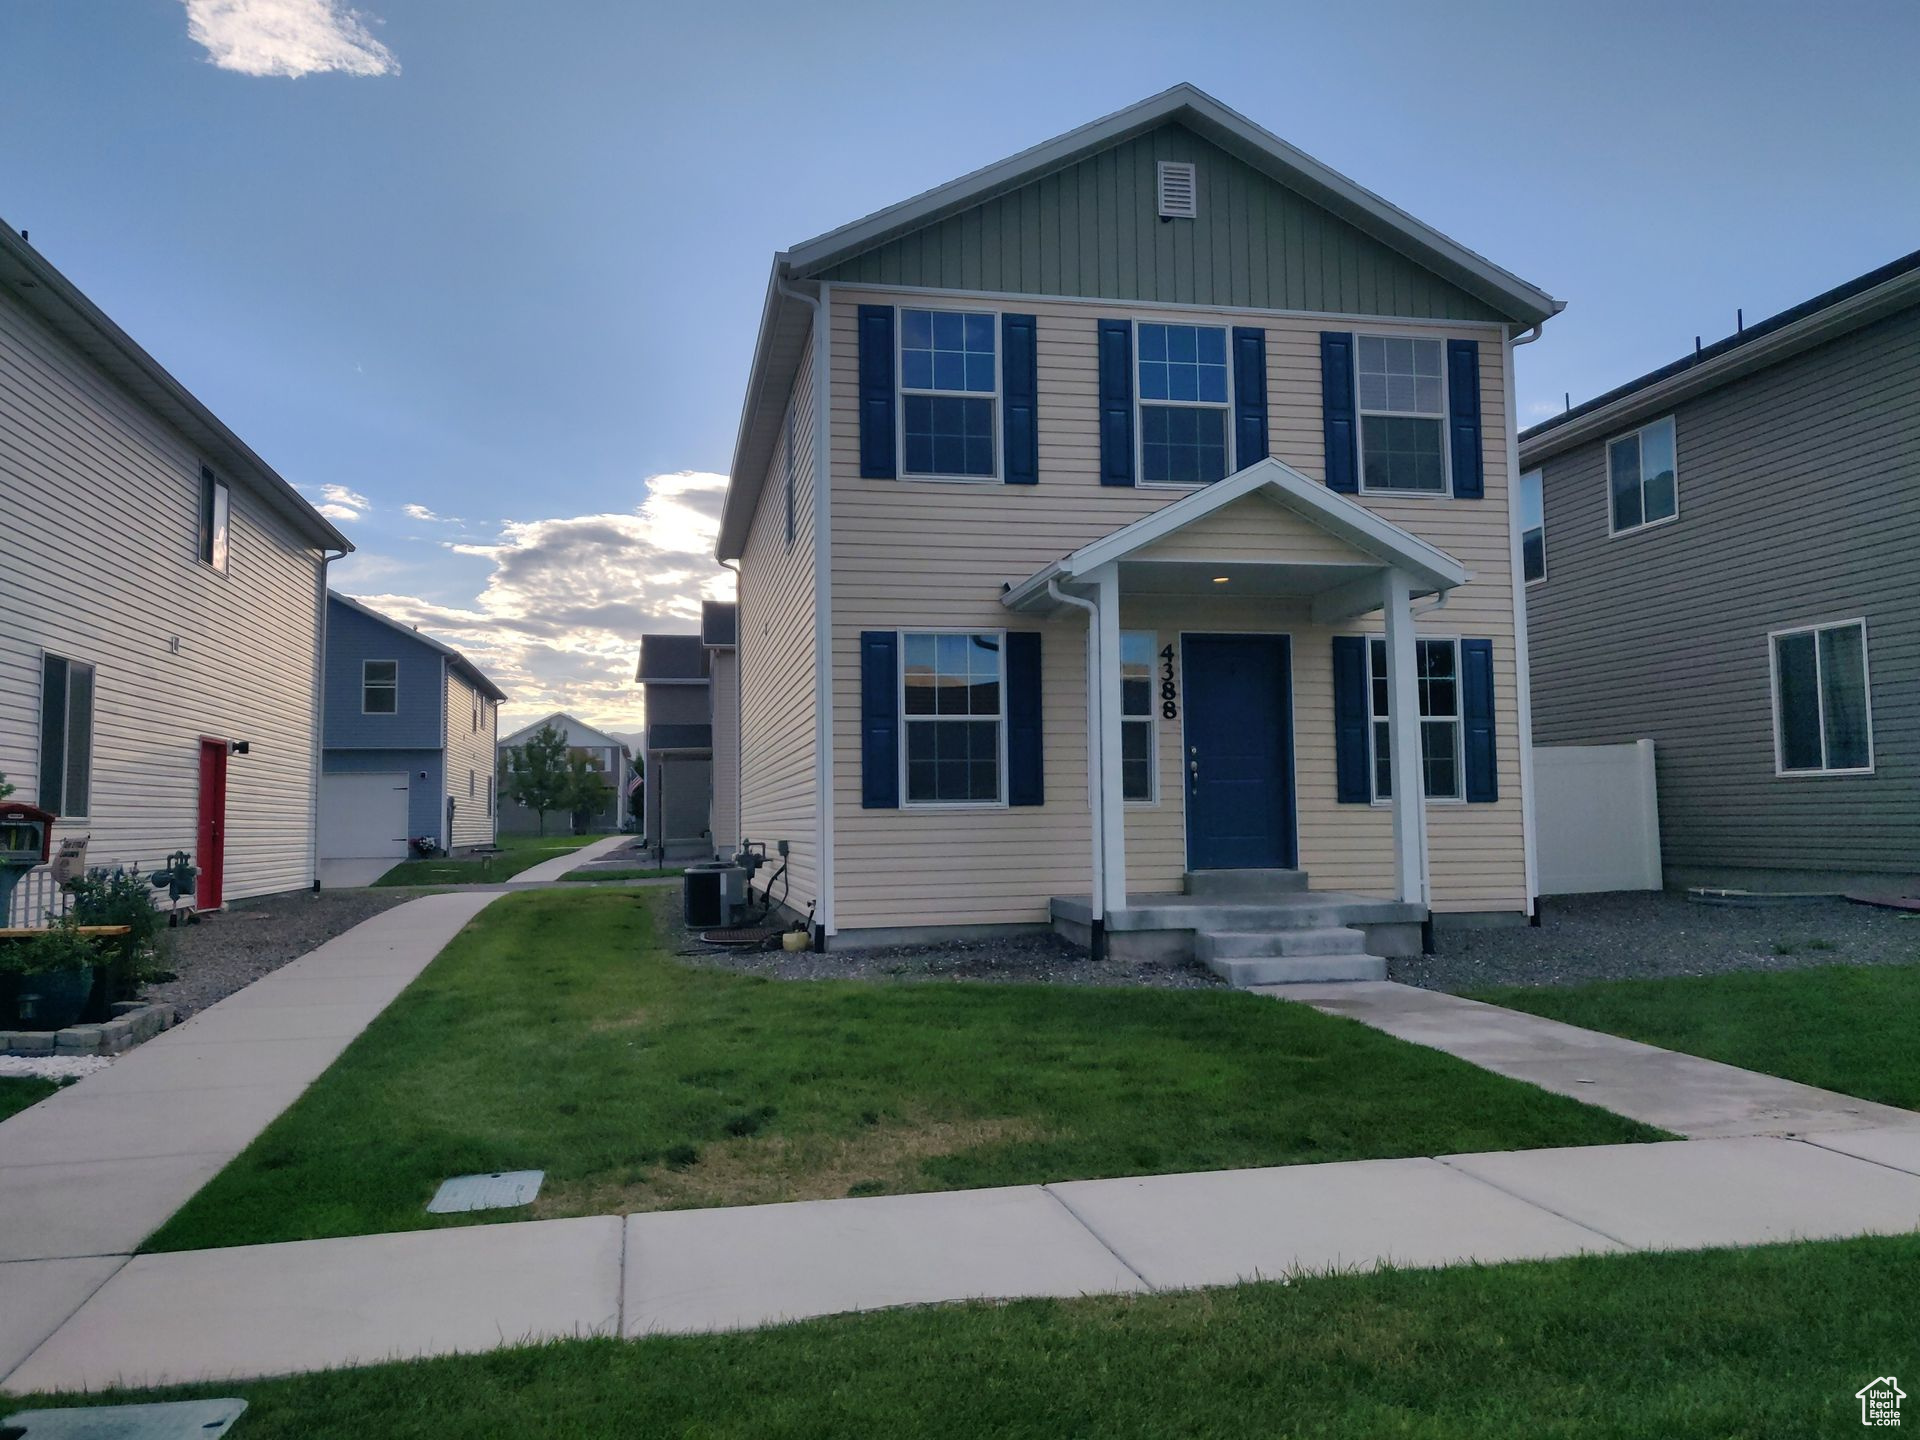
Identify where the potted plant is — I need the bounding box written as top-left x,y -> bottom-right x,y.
0,919 -> 100,1031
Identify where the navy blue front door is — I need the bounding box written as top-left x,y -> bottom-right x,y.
1183,634 -> 1296,871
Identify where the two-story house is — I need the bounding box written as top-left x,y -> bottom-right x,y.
496,711 -> 634,835
318,592 -> 505,872
1,221 -> 351,916
717,86 -> 1561,981
1520,250 -> 1920,892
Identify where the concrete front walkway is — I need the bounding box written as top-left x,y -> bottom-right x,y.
0,891 -> 500,1379
1271,980 -> 1920,1139
9,1129 -> 1920,1392
510,834 -> 632,884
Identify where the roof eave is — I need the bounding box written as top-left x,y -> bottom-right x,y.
0,220 -> 353,553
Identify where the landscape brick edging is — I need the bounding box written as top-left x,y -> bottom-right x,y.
1,1000 -> 175,1057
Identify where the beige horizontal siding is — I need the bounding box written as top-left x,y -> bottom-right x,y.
737,329 -> 819,911
825,286 -> 1525,928
444,671 -> 496,849
0,289 -> 323,903
710,649 -> 740,854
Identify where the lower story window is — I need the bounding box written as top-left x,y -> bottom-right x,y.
38,654 -> 95,818
1368,638 -> 1461,801
903,632 -> 1004,804
1773,619 -> 1872,774
1121,631 -> 1156,802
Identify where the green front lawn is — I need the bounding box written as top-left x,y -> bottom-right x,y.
146,889 -> 1658,1252
1477,962 -> 1920,1110
372,832 -> 600,887
16,1235 -> 1912,1438
0,1076 -> 58,1121
558,866 -> 683,882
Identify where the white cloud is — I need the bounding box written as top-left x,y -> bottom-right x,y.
347,470 -> 734,736
182,0 -> 400,78
1525,399 -> 1560,419
403,503 -> 462,524
315,502 -> 359,521
305,482 -> 372,524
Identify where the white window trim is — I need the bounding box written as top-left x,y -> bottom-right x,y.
38,651 -> 96,822
1133,318 -> 1236,490
200,469 -> 231,575
1366,634 -> 1466,806
1604,414 -> 1681,538
896,305 -> 1002,484
1768,618 -> 1874,777
898,627 -> 1009,809
362,659 -> 399,716
1354,333 -> 1452,499
1520,468 -> 1546,585
1121,630 -> 1159,806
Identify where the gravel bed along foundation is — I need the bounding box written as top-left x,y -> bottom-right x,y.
1394,890 -> 1920,993
143,888 -> 416,1018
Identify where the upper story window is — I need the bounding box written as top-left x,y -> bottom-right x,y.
899,309 -> 997,480
1772,619 -> 1872,776
1357,336 -> 1447,494
38,654 -> 95,819
1368,637 -> 1462,801
1121,631 -> 1157,802
1137,322 -> 1230,486
471,695 -> 479,733
902,631 -> 1003,805
1519,469 -> 1545,583
363,659 -> 398,715
198,467 -> 230,572
1608,416 -> 1677,535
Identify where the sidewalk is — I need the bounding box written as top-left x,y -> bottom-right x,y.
1270,981 -> 1920,1139
0,891 -> 501,1378
509,834 -> 631,883
9,1129 -> 1920,1392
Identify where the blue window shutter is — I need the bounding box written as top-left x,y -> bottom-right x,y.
1098,319 -> 1134,486
1331,635 -> 1370,804
1320,332 -> 1358,493
860,630 -> 899,809
1231,326 -> 1268,470
1006,631 -> 1044,806
1002,314 -> 1038,485
1447,339 -> 1484,499
857,306 -> 896,479
1461,637 -> 1498,802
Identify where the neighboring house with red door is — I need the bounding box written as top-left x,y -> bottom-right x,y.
0,221 -> 351,917
318,592 -> 506,865
717,85 -> 1560,979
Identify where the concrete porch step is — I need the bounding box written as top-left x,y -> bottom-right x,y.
1183,868 -> 1309,898
1197,926 -> 1369,960
1203,952 -> 1388,986
1108,895 -> 1424,933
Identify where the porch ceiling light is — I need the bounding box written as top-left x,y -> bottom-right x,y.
1212,575 -> 1230,584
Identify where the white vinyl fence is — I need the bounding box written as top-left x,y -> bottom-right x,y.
1534,740 -> 1663,895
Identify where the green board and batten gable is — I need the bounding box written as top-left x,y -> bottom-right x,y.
815,122 -> 1504,322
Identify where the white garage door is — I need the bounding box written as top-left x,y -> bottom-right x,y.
319,772 -> 412,859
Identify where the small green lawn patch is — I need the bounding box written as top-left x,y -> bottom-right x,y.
1476,962 -> 1920,1109
147,889 -> 1658,1251
14,1235 -> 1912,1438
373,833 -> 600,887
557,866 -> 683,882
0,1076 -> 58,1121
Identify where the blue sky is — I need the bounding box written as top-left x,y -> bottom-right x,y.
5,0 -> 1917,730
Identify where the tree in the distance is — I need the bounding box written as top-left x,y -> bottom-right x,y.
501,723 -> 573,835
566,753 -> 613,834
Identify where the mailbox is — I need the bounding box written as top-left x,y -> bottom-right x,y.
51,836 -> 90,886
0,802 -> 54,868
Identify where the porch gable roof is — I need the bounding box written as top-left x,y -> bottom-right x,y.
1000,458 -> 1472,615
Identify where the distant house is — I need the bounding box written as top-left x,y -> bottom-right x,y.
496,711 -> 634,834
1520,251 -> 1920,891
319,592 -> 506,862
0,221 -> 351,916
634,628 -> 716,858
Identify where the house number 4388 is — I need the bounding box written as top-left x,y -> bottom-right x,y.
1159,645 -> 1179,720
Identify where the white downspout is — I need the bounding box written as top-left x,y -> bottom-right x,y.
1505,322 -> 1544,920
1048,578 -> 1103,943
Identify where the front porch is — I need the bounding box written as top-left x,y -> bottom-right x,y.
1003,459 -> 1474,985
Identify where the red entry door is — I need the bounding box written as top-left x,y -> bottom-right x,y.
197,739 -> 228,910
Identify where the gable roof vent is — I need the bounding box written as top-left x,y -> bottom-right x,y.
1157,161 -> 1197,219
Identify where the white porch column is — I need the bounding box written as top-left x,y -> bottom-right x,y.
1090,562 -> 1127,913
1381,568 -> 1430,906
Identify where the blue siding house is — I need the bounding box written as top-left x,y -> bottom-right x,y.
319,592 -> 506,864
